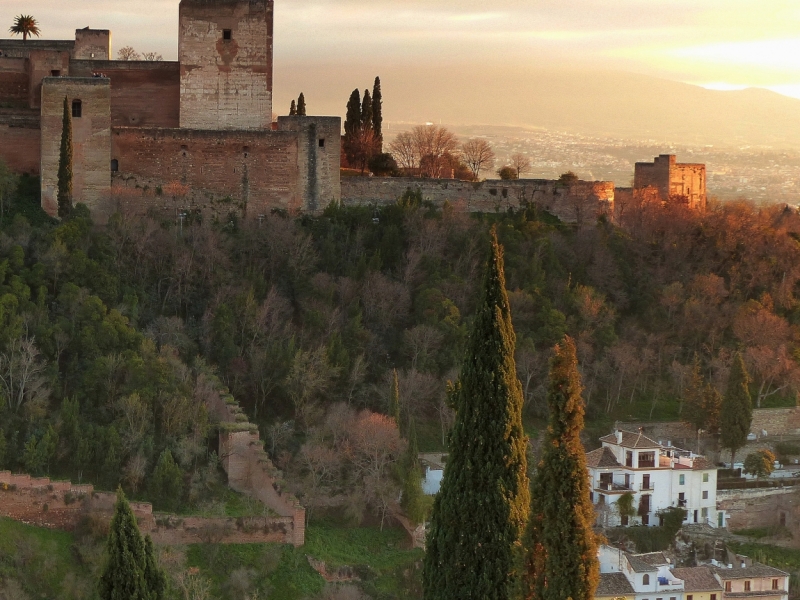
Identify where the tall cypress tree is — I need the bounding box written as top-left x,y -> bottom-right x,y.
721,353 -> 753,467
423,227 -> 529,600
57,96 -> 73,219
99,488 -> 166,600
390,368 -> 401,427
372,76 -> 383,150
289,99 -> 297,116
297,93 -> 306,116
361,89 -> 373,131
343,89 -> 362,167
523,336 -> 598,600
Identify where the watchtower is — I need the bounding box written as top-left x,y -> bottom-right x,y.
178,0 -> 274,130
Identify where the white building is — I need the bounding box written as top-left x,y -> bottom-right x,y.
598,545 -> 684,600
587,430 -> 725,528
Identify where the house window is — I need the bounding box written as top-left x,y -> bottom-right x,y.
319,138 -> 325,148
643,574 -> 650,585
72,99 -> 82,118
702,490 -> 709,499
773,579 -> 780,590
638,452 -> 655,468
679,474 -> 685,485
223,29 -> 232,40
745,581 -> 751,592
687,596 -> 693,600
111,159 -> 118,172
725,582 -> 731,592
711,595 -> 716,600
703,473 -> 709,482
702,507 -> 708,519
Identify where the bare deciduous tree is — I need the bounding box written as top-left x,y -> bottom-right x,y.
388,131 -> 417,172
0,336 -> 50,414
510,153 -> 531,179
116,46 -> 141,61
461,139 -> 495,180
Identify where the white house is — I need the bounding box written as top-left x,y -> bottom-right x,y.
598,545 -> 684,600
587,429 -> 725,528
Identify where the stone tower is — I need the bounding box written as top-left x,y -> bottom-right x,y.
178,0 -> 274,130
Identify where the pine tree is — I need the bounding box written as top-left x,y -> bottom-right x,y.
721,353 -> 753,467
523,336 -> 599,600
361,89 -> 373,131
99,488 -> 166,600
372,76 -> 383,150
389,368 -> 401,427
423,227 -> 529,600
296,93 -> 306,116
289,99 -> 297,116
57,96 -> 73,219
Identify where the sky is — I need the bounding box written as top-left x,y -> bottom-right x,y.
4,0 -> 800,127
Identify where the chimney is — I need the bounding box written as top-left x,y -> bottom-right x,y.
616,430 -> 622,443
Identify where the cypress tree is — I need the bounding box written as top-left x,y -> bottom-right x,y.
343,89 -> 362,167
423,227 -> 529,600
296,93 -> 306,116
57,96 -> 73,219
523,336 -> 598,600
390,368 -> 401,427
149,449 -> 184,512
289,99 -> 297,116
721,353 -> 753,467
681,354 -> 706,432
99,488 -> 166,600
372,76 -> 383,149
361,89 -> 373,131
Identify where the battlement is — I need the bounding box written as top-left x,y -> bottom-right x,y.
634,154 -> 707,210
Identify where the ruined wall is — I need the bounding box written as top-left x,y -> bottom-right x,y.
70,60 -> 180,127
111,126 -> 300,215
204,378 -> 306,546
718,488 -> 800,535
341,177 -> 614,223
72,29 -> 110,60
179,0 -> 274,130
40,77 -> 111,215
0,471 -> 294,545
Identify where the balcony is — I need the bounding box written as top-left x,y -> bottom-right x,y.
639,483 -> 654,492
596,481 -> 631,492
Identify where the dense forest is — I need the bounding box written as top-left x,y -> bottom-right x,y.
2,171 -> 800,516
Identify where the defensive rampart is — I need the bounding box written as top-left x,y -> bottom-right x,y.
0,471 -> 293,545
340,177 -> 615,224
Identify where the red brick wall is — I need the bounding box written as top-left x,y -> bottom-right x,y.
0,71 -> 29,105
0,122 -> 40,174
111,126 -> 302,214
70,61 -> 180,127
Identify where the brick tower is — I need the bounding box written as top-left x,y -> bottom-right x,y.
178,0 -> 274,130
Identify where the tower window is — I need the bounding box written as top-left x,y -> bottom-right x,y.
111,159 -> 119,172
318,138 -> 325,148
223,29 -> 232,40
51,69 -> 61,76
72,99 -> 82,118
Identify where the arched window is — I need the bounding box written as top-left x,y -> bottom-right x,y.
110,159 -> 119,172
643,574 -> 650,586
72,99 -> 82,118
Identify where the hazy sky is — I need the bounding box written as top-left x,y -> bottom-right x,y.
5,0 -> 800,126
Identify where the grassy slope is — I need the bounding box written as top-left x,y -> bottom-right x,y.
0,516 -> 423,600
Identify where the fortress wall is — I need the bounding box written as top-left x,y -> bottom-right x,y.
670,162 -> 706,209
0,470 -> 294,545
0,58 -> 29,105
0,121 -> 40,174
72,29 -> 110,60
40,77 -> 111,216
70,61 -> 180,128
111,126 -> 301,215
27,50 -> 71,109
179,0 -> 274,130
341,177 -> 614,223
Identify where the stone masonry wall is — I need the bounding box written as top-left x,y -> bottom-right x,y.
204,376 -> 306,546
0,471 -> 294,545
40,77 -> 111,216
72,29 -> 110,61
179,0 -> 274,130
0,117 -> 40,174
717,487 -> 800,537
341,177 -> 614,224
70,60 -> 181,128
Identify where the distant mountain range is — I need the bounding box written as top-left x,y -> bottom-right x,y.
277,64 -> 800,149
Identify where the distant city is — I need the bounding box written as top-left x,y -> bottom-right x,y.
383,123 -> 800,206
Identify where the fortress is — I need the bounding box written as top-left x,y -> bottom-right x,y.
0,0 -> 340,220
0,1 -> 706,223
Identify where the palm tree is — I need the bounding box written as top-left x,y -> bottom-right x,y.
9,15 -> 41,42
